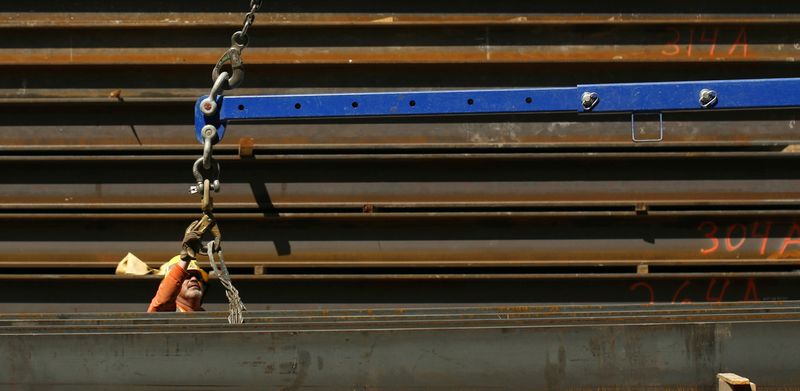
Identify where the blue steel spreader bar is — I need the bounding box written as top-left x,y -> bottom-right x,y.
195,77 -> 800,143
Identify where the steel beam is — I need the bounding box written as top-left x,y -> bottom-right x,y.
0,273 -> 796,313
3,214 -> 800,267
1,24 -> 797,65
5,13 -> 800,28
1,302 -> 799,389
4,101 -> 800,148
3,154 -> 800,210
4,212 -> 800,267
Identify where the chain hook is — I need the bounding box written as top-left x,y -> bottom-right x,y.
211,36 -> 245,90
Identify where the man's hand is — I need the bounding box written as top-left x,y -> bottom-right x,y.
180,230 -> 203,262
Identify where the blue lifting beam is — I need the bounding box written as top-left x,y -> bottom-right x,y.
194,77 -> 800,144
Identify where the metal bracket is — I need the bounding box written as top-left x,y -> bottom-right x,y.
194,77 -> 800,144
630,113 -> 663,143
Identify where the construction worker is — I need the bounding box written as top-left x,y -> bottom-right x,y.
148,230 -> 209,312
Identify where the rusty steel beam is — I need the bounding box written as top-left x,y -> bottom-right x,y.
4,13 -> 800,28
4,302 -> 800,330
1,5 -> 799,275
0,24 -> 792,65
1,153 -> 799,210
0,272 -> 796,313
2,63 -> 800,103
1,302 -> 800,389
3,0 -> 799,14
1,214 -> 800,267
2,106 -> 800,148
1,98 -> 799,147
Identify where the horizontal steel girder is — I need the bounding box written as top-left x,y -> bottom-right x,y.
3,214 -> 800,267
1,302 -> 799,390
0,272 -> 796,313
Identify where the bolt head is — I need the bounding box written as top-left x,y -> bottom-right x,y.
581,92 -> 599,111
201,125 -> 218,139
200,99 -> 217,115
699,89 -> 718,107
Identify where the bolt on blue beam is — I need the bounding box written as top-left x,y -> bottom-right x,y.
579,77 -> 800,113
194,87 -> 575,143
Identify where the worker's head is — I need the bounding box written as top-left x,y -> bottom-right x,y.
159,256 -> 209,301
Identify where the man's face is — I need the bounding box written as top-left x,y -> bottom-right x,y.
180,272 -> 205,300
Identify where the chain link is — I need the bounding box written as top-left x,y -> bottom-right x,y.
238,0 -> 263,44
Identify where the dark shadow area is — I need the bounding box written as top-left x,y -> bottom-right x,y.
249,181 -> 292,256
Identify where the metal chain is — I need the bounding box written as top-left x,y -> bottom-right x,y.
237,0 -> 263,46
208,242 -> 246,324
188,0 -> 262,324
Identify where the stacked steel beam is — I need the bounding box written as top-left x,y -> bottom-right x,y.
2,3 -> 800,306
4,2 -> 800,389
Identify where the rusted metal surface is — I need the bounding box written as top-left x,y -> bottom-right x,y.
5,13 -> 800,28
0,24 -> 794,65
2,3 -> 800,273
2,4 -> 800,389
1,302 -> 799,389
0,272 -> 796,313
1,102 -> 799,147
1,214 -> 800,267
3,65 -> 800,102
2,153 -> 800,209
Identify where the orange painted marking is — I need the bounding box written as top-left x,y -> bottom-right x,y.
699,27 -> 719,56
662,28 -> 681,56
724,223 -> 747,252
705,278 -> 730,303
742,278 -> 760,301
630,281 -> 655,304
728,26 -> 748,57
671,280 -> 693,304
778,223 -> 800,256
751,221 -> 772,255
698,221 -> 719,254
